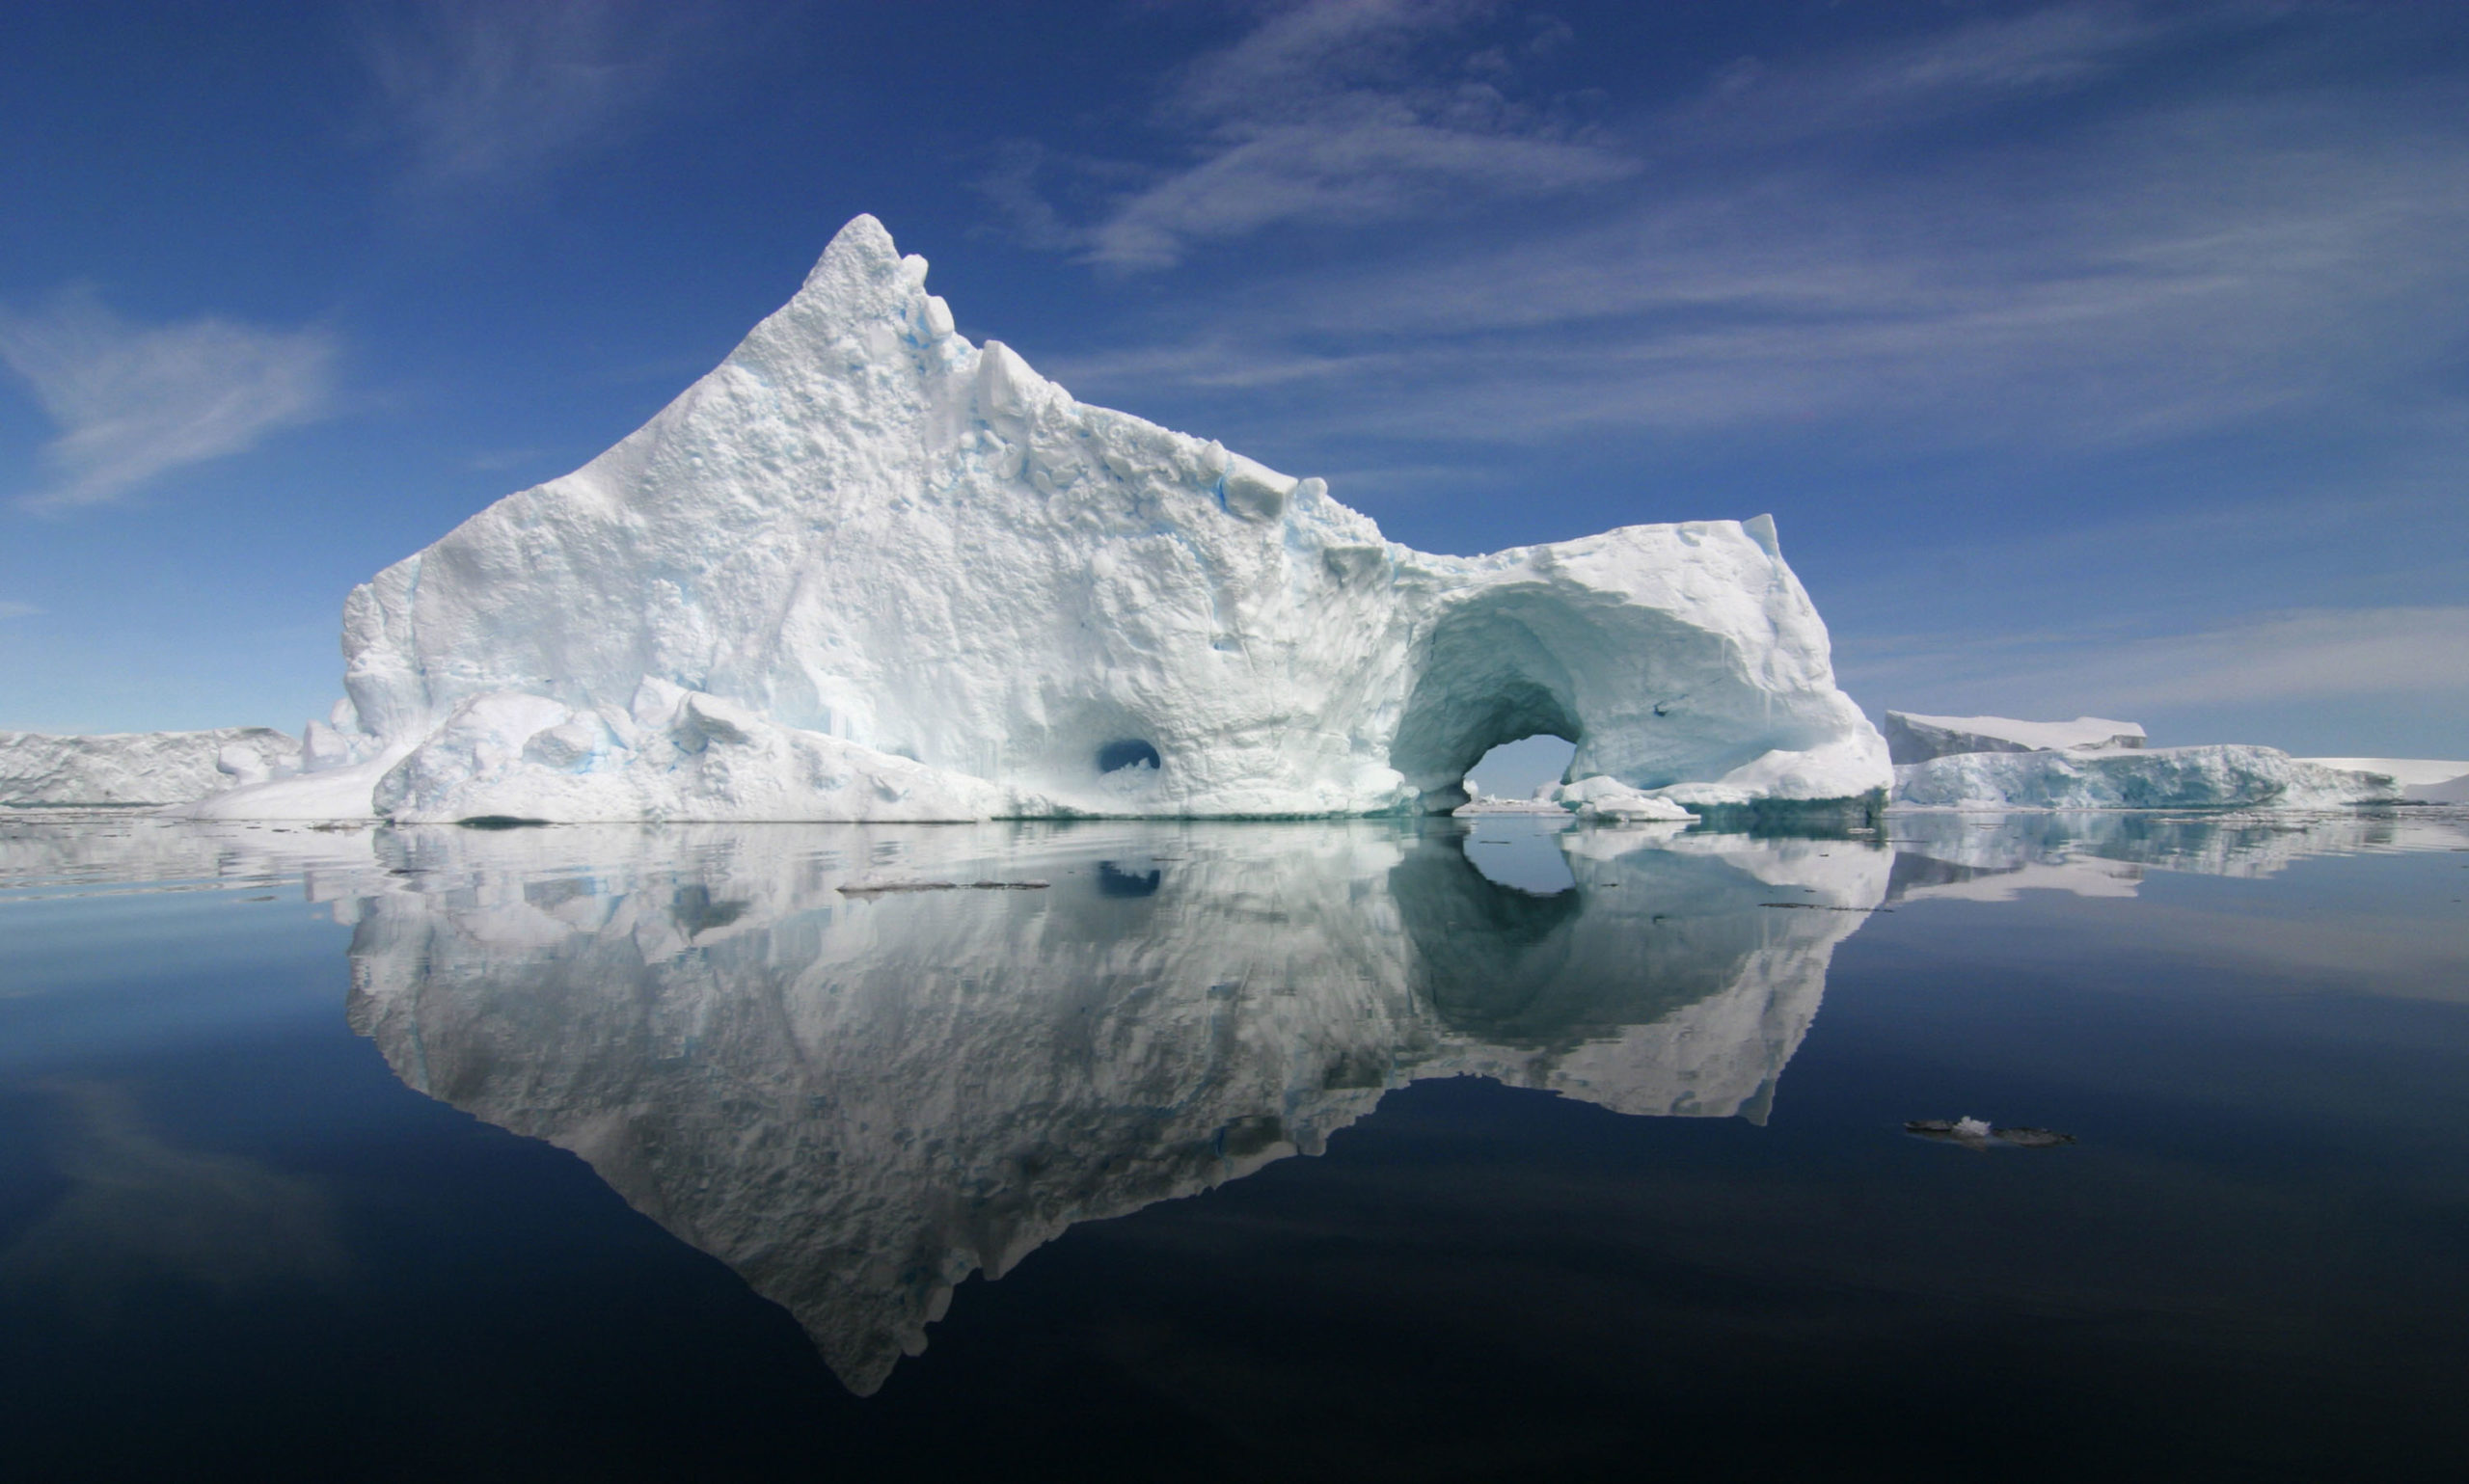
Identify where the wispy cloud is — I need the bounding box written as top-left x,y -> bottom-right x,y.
0,601 -> 40,620
990,0 -> 1633,269
0,289 -> 338,512
464,446 -> 548,473
1029,2 -> 2469,457
2095,607 -> 2469,708
359,0 -> 685,191
1668,0 -> 2168,146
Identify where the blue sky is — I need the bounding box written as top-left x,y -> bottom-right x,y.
2,0 -> 2463,757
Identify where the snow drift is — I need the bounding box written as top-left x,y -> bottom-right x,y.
192,215 -> 1887,823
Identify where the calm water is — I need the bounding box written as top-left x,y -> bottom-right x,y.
3,808 -> 2467,1481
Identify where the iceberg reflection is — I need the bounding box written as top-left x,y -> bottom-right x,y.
338,820 -> 1884,1392
1882,809 -> 2469,901
8,808 -> 2459,1394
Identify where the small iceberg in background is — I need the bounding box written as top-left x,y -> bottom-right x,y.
1905,1118 -> 2076,1148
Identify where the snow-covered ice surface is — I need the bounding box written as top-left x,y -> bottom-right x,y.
1454,777 -> 1696,821
1882,711 -> 2146,765
1890,744 -> 2401,811
2300,758 -> 2469,787
1,728 -> 301,807
196,215 -> 1886,823
1556,774 -> 1696,822
2407,775 -> 2469,805
1452,794 -> 1567,815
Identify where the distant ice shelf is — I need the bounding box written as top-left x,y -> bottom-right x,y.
1890,744 -> 2402,811
0,728 -> 299,808
1883,710 -> 2146,766
2301,758 -> 2469,804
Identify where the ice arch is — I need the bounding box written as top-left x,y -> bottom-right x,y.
1389,580 -> 1800,815
1391,594 -> 1585,812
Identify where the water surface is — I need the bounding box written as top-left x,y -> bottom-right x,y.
3,809 -> 2466,1480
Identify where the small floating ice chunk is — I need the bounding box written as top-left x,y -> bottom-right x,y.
1905,1117 -> 2076,1147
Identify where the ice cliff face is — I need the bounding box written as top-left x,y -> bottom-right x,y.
0,728 -> 299,807
196,215 -> 1886,823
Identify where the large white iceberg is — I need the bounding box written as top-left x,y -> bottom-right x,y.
1882,710 -> 2146,766
1,727 -> 300,807
1891,744 -> 2401,811
191,215 -> 1886,823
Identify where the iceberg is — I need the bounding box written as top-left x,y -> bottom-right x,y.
1890,744 -> 2401,811
1,727 -> 300,807
190,215 -> 1886,823
1883,710 -> 2146,766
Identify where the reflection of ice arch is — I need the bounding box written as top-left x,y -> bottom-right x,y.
1397,832 -> 1876,1120
324,820 -> 1885,1393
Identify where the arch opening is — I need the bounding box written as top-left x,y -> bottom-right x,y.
1464,733 -> 1578,805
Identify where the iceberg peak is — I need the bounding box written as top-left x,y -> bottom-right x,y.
798,211 -> 903,297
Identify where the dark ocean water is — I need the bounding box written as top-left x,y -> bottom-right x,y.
3,809 -> 2466,1482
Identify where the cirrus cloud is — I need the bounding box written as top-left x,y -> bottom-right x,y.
0,288 -> 339,513
988,0 -> 1634,270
